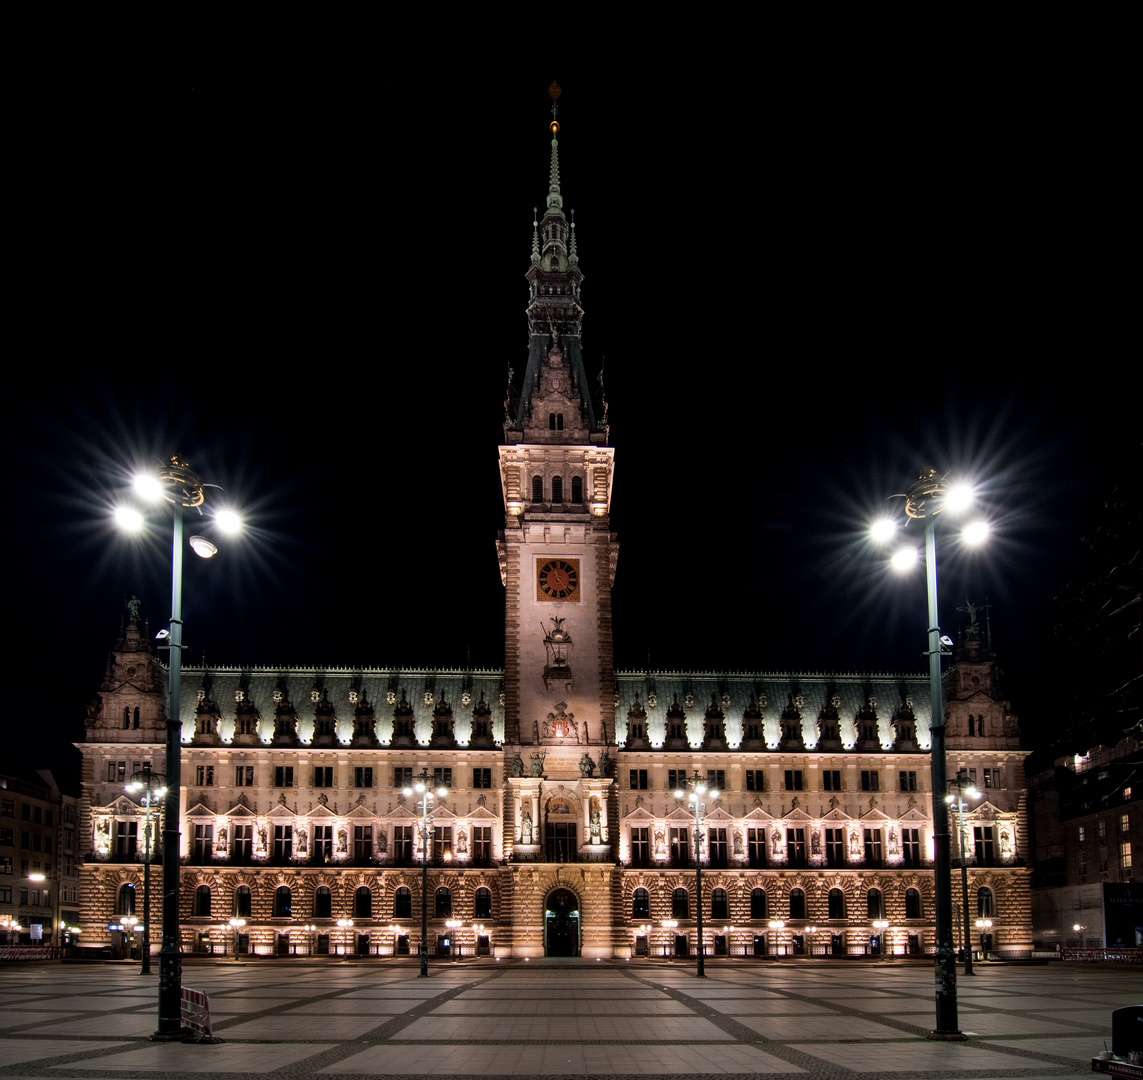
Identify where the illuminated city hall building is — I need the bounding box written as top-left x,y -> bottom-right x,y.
76,95 -> 1032,961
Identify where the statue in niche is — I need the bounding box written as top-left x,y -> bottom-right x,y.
888,828 -> 899,855
510,753 -> 524,778
733,831 -> 744,856
771,829 -> 782,855
1000,829 -> 1013,856
529,752 -> 546,777
579,753 -> 595,777
590,801 -> 601,842
653,827 -> 666,856
521,809 -> 534,845
215,827 -> 228,852
791,795 -> 800,811
849,829 -> 861,856
598,749 -> 612,777
297,828 -> 308,854
258,826 -> 267,851
811,831 -> 821,855
457,828 -> 468,855
337,829 -> 348,854
377,832 -> 387,854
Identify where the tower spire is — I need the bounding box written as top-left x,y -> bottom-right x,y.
547,81 -> 563,214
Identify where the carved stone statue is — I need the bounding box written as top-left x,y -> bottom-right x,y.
590,804 -> 601,842
653,827 -> 666,855
510,753 -> 524,778
127,595 -> 141,621
811,831 -> 821,855
521,809 -> 533,845
457,828 -> 468,854
771,829 -> 782,855
888,828 -> 899,855
297,828 -> 308,854
337,829 -> 348,854
733,831 -> 744,855
579,753 -> 595,777
529,752 -> 546,777
598,749 -> 612,777
849,829 -> 861,856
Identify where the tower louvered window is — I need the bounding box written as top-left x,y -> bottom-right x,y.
532,475 -> 543,502
551,476 -> 563,502
571,476 -> 582,503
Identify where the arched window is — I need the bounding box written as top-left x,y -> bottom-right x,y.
235,886 -> 251,917
977,715 -> 984,737
712,888 -> 728,919
133,707 -> 140,729
118,883 -> 136,915
314,886 -> 332,918
977,887 -> 995,918
355,886 -> 372,919
532,475 -> 543,503
905,888 -> 922,919
828,888 -> 845,920
632,887 -> 649,919
123,707 -> 130,730
394,887 -> 412,919
750,888 -> 767,919
672,887 -> 689,919
571,476 -> 583,504
789,888 -> 806,920
194,885 -> 212,917
436,887 -> 452,918
551,476 -> 563,502
475,887 -> 492,918
867,888 -> 883,919
274,886 -> 292,918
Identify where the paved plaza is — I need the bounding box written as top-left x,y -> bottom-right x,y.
0,957 -> 1136,1078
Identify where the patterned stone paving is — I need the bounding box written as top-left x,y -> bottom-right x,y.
0,957 -> 1136,1078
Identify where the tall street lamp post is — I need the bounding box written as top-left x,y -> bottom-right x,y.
674,771 -> 718,976
403,771 -> 445,977
126,767 -> 166,976
871,469 -> 989,1040
947,769 -> 980,975
116,455 -> 241,1038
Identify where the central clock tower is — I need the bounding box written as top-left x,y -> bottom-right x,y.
497,95 -> 617,764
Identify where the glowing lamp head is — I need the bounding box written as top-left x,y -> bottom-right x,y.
115,506 -> 145,532
133,473 -> 165,502
962,520 -> 989,546
890,545 -> 919,572
215,509 -> 242,535
189,535 -> 218,559
944,483 -> 974,513
870,518 -> 897,544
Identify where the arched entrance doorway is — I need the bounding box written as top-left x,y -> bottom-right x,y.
544,888 -> 580,957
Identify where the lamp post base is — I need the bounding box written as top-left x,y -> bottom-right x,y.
928,1030 -> 968,1042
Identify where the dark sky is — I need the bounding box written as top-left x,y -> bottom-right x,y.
12,65 -> 1136,778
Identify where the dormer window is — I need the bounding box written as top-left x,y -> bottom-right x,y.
549,413 -> 563,431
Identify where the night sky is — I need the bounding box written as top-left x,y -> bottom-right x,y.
12,66 -> 1136,780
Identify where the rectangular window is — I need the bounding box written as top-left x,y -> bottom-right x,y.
1078,825 -> 1086,842
235,766 -> 254,787
20,831 -> 30,850
433,768 -> 453,789
0,856 -> 10,873
0,799 -> 12,816
354,826 -> 373,862
899,771 -> 917,791
1078,847 -> 1087,874
745,769 -> 765,792
902,828 -> 921,866
1122,813 -> 1131,834
823,770 -> 841,791
1121,842 -> 1132,870
43,837 -> 52,854
233,824 -> 253,861
709,827 -> 728,866
273,825 -> 293,860
861,770 -> 880,792
314,767 -> 333,787
355,766 -> 374,788
826,828 -> 845,867
983,768 -> 993,788
670,827 -> 689,866
1098,820 -> 1107,839
668,769 -> 684,791
968,768 -> 977,785
433,825 -> 452,863
469,825 -> 490,866
116,821 -> 138,859
786,828 -> 806,866
194,765 -> 214,786
313,825 -> 333,861
472,768 -> 492,789
0,887 -> 9,903
275,766 -> 294,788
784,770 -> 804,791
864,828 -> 883,864
630,827 -> 650,865
706,769 -> 725,790
394,767 -> 413,789
974,825 -> 996,864
33,806 -> 42,824
629,770 -> 649,790
394,825 -> 413,863
748,827 -> 767,867
193,823 -> 212,861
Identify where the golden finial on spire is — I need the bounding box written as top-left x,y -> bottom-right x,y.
548,81 -> 561,132
548,81 -> 561,102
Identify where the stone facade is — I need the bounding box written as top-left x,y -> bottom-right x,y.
74,94 -> 1032,961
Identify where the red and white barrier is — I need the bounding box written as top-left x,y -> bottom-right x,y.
180,986 -> 212,1036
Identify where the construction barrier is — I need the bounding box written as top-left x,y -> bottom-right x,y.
180,986 -> 212,1036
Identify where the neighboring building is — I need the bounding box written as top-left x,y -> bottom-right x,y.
75,94 -> 1033,960
1,761 -> 70,947
1028,737 -> 1142,949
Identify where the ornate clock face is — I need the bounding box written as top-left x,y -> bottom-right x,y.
537,557 -> 581,601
